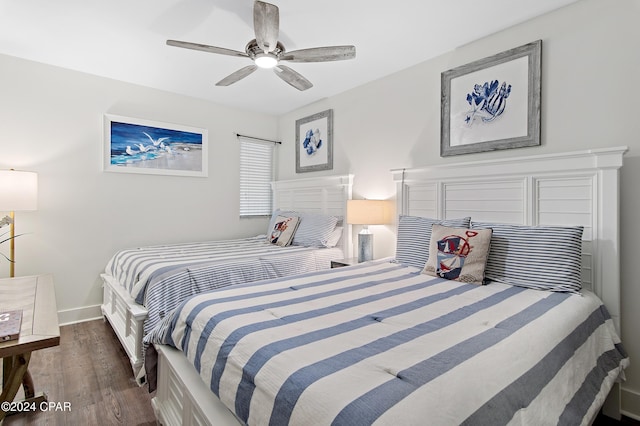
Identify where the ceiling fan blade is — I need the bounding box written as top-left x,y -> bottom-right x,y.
167,40 -> 249,58
273,65 -> 313,91
280,46 -> 356,63
253,1 -> 279,53
216,65 -> 258,86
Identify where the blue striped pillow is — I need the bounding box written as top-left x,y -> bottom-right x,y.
267,210 -> 339,247
292,213 -> 339,247
395,216 -> 471,269
471,222 -> 584,293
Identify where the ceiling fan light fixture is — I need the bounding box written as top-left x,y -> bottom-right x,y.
167,1 -> 355,90
254,53 -> 278,69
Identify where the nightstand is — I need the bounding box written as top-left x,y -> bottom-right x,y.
0,274 -> 60,421
331,257 -> 360,268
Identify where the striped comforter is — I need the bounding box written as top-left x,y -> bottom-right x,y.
104,236 -> 342,337
148,260 -> 628,425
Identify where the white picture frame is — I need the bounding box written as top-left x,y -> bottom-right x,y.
103,114 -> 208,177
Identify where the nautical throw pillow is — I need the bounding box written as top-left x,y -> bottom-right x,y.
422,224 -> 493,285
395,215 -> 472,269
268,215 -> 300,247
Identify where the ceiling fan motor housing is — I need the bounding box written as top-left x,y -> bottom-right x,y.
246,39 -> 284,68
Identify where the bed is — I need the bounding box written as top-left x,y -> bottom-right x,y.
100,174 -> 353,381
146,147 -> 629,425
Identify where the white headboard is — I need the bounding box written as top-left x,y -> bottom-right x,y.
391,147 -> 627,332
271,174 -> 354,256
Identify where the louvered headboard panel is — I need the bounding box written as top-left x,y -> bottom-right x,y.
271,174 -> 354,256
391,147 -> 626,332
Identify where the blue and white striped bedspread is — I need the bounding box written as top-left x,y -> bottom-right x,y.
147,261 -> 628,426
104,236 -> 342,337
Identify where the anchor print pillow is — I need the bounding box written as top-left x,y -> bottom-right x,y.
422,224 -> 493,285
268,216 -> 300,247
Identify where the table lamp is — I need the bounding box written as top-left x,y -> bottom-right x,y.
0,169 -> 38,277
347,199 -> 393,262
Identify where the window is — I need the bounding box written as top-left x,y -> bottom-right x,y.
239,137 -> 275,217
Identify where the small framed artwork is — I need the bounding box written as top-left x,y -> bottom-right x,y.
295,109 -> 333,173
441,40 -> 541,157
103,114 -> 208,177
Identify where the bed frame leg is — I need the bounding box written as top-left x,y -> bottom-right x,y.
602,382 -> 622,420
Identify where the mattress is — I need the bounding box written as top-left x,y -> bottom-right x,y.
104,235 -> 343,337
147,260 -> 628,425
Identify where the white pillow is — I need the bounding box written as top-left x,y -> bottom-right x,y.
321,226 -> 343,248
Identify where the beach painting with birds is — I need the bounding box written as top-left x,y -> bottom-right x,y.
103,114 -> 208,177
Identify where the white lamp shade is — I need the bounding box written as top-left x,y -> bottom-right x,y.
346,199 -> 393,225
0,170 -> 38,211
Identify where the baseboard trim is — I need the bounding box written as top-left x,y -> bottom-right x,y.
621,387 -> 640,420
58,304 -> 103,326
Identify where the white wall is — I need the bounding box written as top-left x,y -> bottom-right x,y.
276,0 -> 640,417
0,54 -> 277,323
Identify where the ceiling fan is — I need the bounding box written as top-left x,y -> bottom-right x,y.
166,1 -> 356,91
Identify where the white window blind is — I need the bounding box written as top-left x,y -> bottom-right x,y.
239,137 -> 275,217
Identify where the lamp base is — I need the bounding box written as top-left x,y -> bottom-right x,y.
357,231 -> 373,263
9,211 -> 15,278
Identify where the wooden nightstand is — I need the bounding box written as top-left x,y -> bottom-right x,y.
331,258 -> 360,268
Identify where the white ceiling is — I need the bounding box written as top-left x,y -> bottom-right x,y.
0,0 -> 578,115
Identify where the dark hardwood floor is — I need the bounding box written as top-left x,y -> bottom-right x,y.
3,319 -> 156,426
2,319 -> 637,425
596,413 -> 640,426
